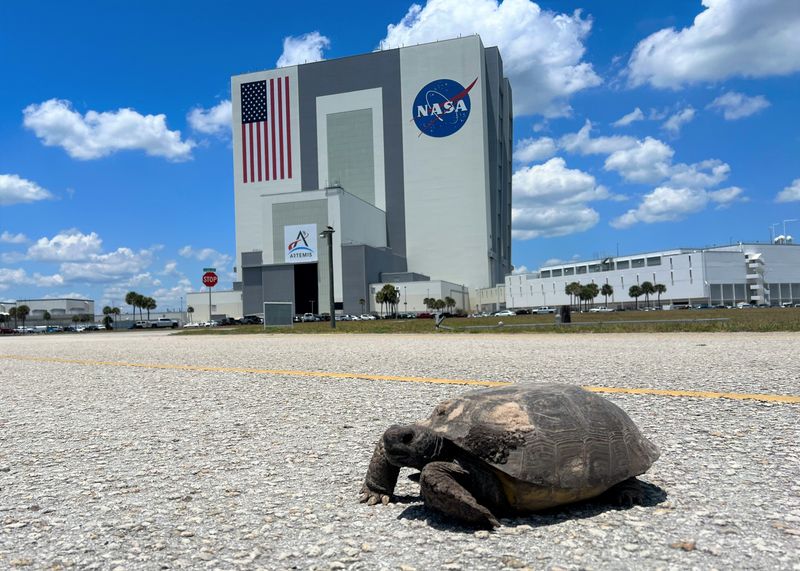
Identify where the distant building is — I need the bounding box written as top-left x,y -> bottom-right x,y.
505,243 -> 800,309
14,298 -> 95,321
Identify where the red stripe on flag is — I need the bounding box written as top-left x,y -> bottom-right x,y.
278,76 -> 285,180
270,78 -> 277,180
285,76 -> 292,179
241,124 -> 247,183
263,121 -> 270,181
248,123 -> 254,183
256,122 -> 262,181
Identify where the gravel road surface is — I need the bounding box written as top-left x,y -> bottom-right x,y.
1,331 -> 799,570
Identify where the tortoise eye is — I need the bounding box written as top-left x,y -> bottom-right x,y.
401,431 -> 414,444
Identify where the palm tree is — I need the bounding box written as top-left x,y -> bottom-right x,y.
144,297 -> 156,320
444,296 -> 456,314
434,299 -> 446,312
654,283 -> 667,308
640,281 -> 655,308
358,298 -> 366,315
102,315 -> 114,329
600,284 -> 614,307
187,306 -> 194,323
628,285 -> 643,310
375,290 -> 386,317
43,310 -> 52,324
587,283 -> 599,309
17,305 -> 30,331
379,284 -> 399,317
125,291 -> 138,322
9,307 -> 17,328
565,282 -> 581,310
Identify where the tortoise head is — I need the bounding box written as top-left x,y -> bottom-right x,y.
382,424 -> 447,469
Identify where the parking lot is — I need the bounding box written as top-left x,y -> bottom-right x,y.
2,331 -> 799,570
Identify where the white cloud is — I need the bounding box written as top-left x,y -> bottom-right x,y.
59,247 -> 157,283
627,0 -> 800,89
380,0 -> 601,116
511,265 -> 529,274
513,206 -> 599,239
558,121 -> 637,155
611,185 -> 745,228
511,157 -> 615,239
708,186 -> 746,207
23,99 -> 195,161
662,107 -> 696,135
187,100 -> 232,136
514,137 -> 556,163
708,91 -> 770,120
0,231 -> 28,244
0,174 -> 54,206
0,267 -> 64,291
276,32 -> 330,67
667,159 -> 730,189
27,230 -> 103,262
612,107 -> 644,127
178,245 -> 232,271
776,178 -> 800,203
604,137 -> 674,184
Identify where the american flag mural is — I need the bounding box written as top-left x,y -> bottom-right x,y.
240,76 -> 293,183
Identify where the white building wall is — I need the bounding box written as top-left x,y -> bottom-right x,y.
368,280 -> 470,314
400,37 -> 492,290
186,290 -> 243,322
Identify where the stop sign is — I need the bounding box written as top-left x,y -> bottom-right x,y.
202,271 -> 218,287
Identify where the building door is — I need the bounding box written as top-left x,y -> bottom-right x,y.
294,263 -> 318,314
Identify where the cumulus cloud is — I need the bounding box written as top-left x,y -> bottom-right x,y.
612,107 -> 644,127
0,174 -> 54,206
667,159 -> 730,189
0,267 -> 64,291
627,0 -> 800,88
178,245 -> 232,271
187,100 -> 232,136
23,99 -> 195,161
277,32 -> 331,67
26,230 -> 103,262
380,0 -> 601,116
604,138 -> 674,184
708,91 -> 770,120
59,247 -> 157,283
662,107 -> 696,135
1,231 -> 28,244
611,185 -> 745,228
559,121 -> 637,155
511,157 -> 615,239
514,137 -> 556,163
511,265 -> 529,274
776,178 -> 800,203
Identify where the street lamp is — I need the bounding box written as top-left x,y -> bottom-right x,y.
319,226 -> 336,329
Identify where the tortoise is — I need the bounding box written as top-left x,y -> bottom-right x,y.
360,384 -> 660,527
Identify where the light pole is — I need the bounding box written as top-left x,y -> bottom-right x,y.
319,226 -> 336,329
404,286 -> 407,314
310,300 -> 315,314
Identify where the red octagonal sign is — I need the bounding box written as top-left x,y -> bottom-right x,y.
202,271 -> 218,288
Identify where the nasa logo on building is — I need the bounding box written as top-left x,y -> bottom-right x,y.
413,77 -> 478,138
285,224 -> 318,263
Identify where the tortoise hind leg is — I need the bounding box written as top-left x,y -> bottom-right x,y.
419,462 -> 501,528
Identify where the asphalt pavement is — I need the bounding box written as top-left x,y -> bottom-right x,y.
1,331 -> 798,570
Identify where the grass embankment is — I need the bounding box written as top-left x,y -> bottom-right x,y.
176,307 -> 800,335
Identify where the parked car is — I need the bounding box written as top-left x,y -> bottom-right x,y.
535,306 -> 556,314
302,313 -> 320,322
359,314 -> 377,320
494,309 -> 516,317
241,315 -> 262,325
183,322 -> 201,328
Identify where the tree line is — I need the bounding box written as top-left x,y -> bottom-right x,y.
125,291 -> 158,321
564,280 -> 667,310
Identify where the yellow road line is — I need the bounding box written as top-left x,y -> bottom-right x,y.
3,354 -> 800,404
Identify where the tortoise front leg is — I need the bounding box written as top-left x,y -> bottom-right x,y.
419,461 -> 502,528
360,437 -> 400,505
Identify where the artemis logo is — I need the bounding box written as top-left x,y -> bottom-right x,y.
288,230 -> 312,257
413,78 -> 478,138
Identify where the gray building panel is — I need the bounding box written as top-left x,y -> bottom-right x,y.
297,49 -> 407,256
326,109 -> 375,204
341,244 -> 407,314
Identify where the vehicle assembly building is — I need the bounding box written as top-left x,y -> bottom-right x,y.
231,35 -> 512,316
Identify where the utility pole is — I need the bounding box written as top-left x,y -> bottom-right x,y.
319,226 -> 336,329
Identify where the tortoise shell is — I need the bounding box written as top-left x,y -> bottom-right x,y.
418,384 -> 660,491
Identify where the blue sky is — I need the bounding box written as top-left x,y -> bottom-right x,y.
1,0 -> 798,308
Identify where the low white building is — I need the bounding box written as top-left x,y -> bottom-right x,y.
14,298 -> 95,321
507,243 -> 800,309
368,277 -> 469,315
186,290 -> 243,322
